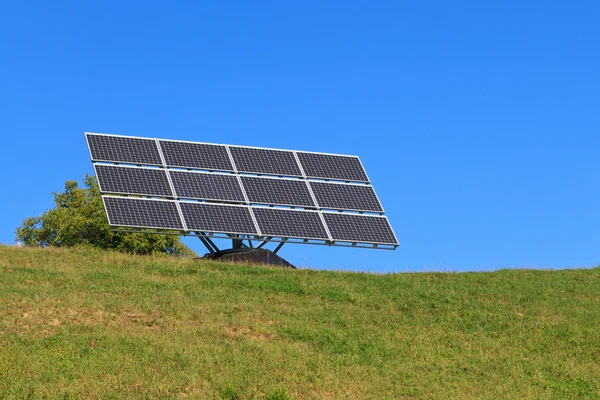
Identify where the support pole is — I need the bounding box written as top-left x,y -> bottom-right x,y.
203,235 -> 220,252
196,232 -> 220,253
256,237 -> 272,249
198,237 -> 216,254
273,239 -> 287,254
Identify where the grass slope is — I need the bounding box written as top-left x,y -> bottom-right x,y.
0,245 -> 599,399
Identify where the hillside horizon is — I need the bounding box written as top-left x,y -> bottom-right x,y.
1,245 -> 598,398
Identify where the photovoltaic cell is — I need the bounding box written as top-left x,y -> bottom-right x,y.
322,213 -> 397,245
170,171 -> 245,202
103,196 -> 184,230
86,134 -> 162,165
180,202 -> 258,235
310,182 -> 383,213
296,152 -> 369,182
95,165 -> 173,197
252,207 -> 329,240
229,147 -> 302,177
159,140 -> 234,171
241,176 -> 315,207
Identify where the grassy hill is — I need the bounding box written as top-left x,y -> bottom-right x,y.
0,245 -> 598,399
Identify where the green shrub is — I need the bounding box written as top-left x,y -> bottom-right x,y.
15,174 -> 194,256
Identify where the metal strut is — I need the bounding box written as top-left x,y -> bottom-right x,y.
273,238 -> 287,254
256,237 -> 273,249
196,232 -> 220,253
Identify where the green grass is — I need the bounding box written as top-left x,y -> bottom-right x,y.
0,245 -> 598,399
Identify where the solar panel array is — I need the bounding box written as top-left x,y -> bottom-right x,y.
87,132 -> 398,248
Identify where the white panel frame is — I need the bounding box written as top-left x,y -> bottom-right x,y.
102,195 -> 185,231
179,201 -> 259,237
157,139 -> 235,172
321,211 -> 399,246
308,180 -> 385,214
227,145 -> 304,178
85,132 -> 163,166
295,150 -> 371,183
292,150 -> 333,242
251,206 -> 331,242
93,164 -> 174,198
168,169 -> 247,204
240,174 -> 317,209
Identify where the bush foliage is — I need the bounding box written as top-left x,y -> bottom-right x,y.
15,174 -> 194,256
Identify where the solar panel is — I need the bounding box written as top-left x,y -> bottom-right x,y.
94,165 -> 173,197
179,202 -> 258,235
103,196 -> 184,230
86,133 -> 163,165
241,176 -> 315,208
159,140 -> 234,171
252,207 -> 329,240
170,171 -> 245,203
322,213 -> 397,245
88,132 -> 398,250
310,182 -> 383,213
296,152 -> 369,182
229,146 -> 302,177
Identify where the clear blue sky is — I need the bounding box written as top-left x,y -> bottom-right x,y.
1,1 -> 598,272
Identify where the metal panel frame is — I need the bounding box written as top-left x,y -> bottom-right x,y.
225,145 -> 262,236
85,132 -> 163,166
228,145 -> 303,177
251,206 -> 331,242
110,227 -> 398,250
308,180 -> 385,214
156,139 -> 188,230
321,211 -> 399,246
292,151 -> 333,242
240,174 -> 317,209
157,139 -> 235,172
179,201 -> 260,237
168,169 -> 246,204
93,164 -> 174,198
87,132 -> 367,166
295,150 -> 371,183
102,195 -> 185,231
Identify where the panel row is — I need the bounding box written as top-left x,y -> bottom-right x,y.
102,196 -> 398,245
86,133 -> 369,182
95,165 -> 384,213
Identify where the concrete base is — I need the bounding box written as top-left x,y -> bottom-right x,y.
203,248 -> 296,269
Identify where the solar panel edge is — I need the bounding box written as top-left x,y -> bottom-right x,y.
85,133 -> 163,166
179,202 -> 259,236
321,212 -> 399,246
322,211 -> 400,246
309,181 -> 384,213
86,133 -> 371,180
251,207 -> 330,241
158,140 -> 235,172
301,173 -> 370,184
102,195 -> 185,231
169,170 -> 246,203
94,164 -> 174,198
86,133 -> 371,167
84,133 -> 95,164
229,146 -> 304,177
296,151 -> 370,183
101,195 -> 113,226
241,175 -> 316,208
93,163 -> 106,194
354,156 -> 370,183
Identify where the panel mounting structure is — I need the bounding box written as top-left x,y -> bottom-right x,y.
86,132 -> 399,251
